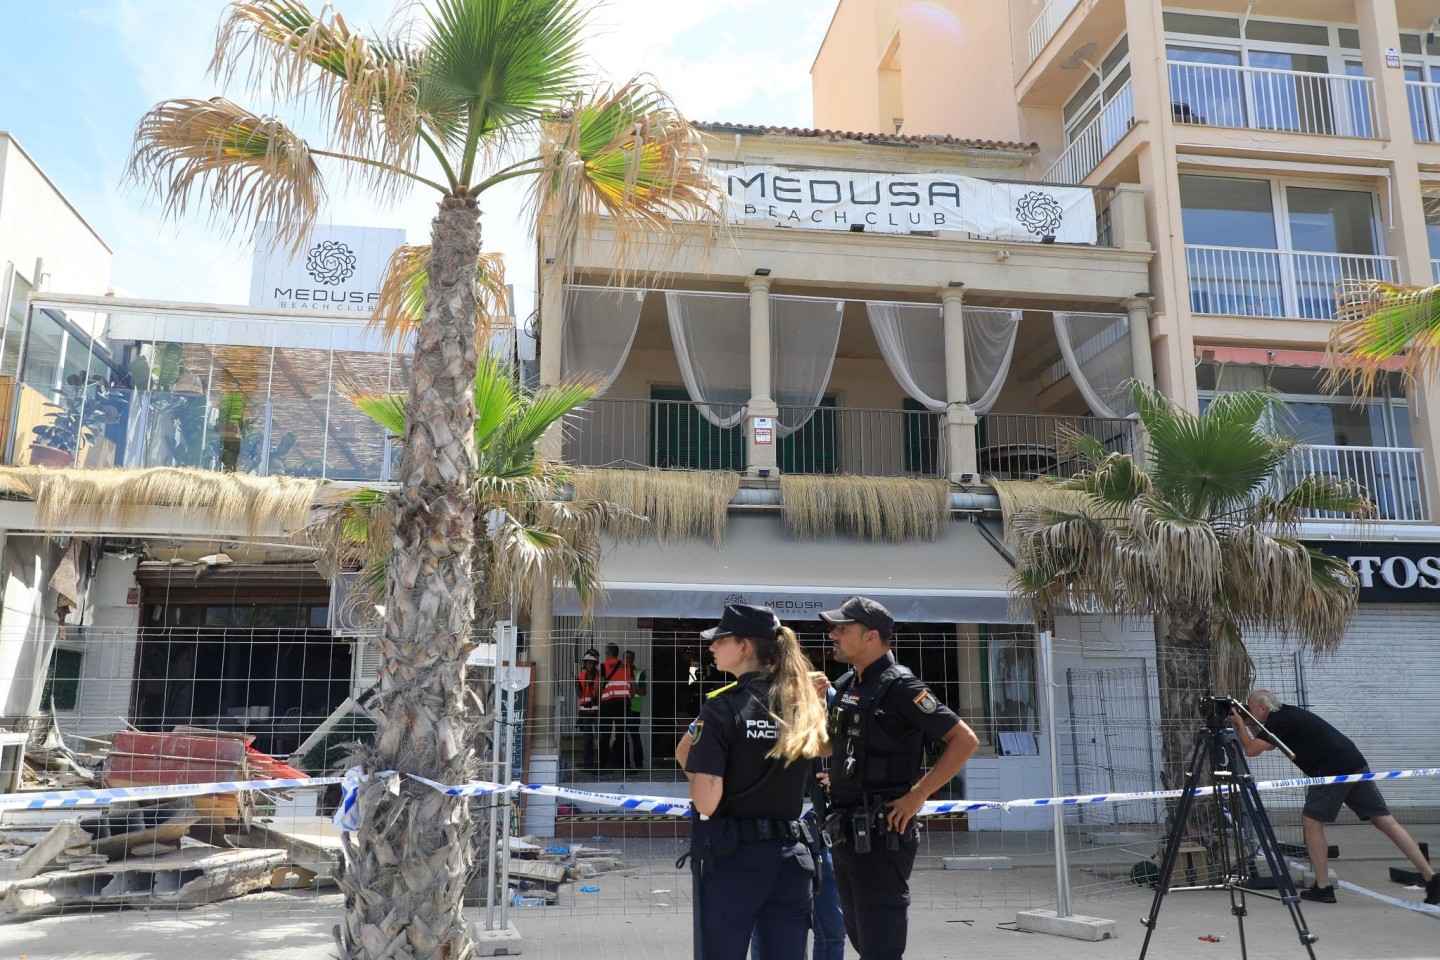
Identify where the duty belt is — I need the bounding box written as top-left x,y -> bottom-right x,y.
735,818 -> 807,842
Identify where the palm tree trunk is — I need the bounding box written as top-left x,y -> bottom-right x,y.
1156,606 -> 1222,878
339,194 -> 483,960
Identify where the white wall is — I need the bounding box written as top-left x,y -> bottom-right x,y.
0,535 -> 64,717
0,134 -> 111,298
70,554 -> 141,737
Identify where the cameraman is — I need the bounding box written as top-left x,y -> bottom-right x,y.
1233,690 -> 1438,906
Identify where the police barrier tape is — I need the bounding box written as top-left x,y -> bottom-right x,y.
5,767 -> 1439,825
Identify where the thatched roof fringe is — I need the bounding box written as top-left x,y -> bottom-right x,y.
780,475 -> 948,543
0,467 -> 323,538
572,468 -> 738,546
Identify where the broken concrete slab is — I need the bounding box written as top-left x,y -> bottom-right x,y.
0,846 -> 288,921
240,817 -> 341,885
15,820 -> 92,879
506,858 -> 567,885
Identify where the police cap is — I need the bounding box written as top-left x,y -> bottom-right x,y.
701,603 -> 780,641
819,596 -> 894,639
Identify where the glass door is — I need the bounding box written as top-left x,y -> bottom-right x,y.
1248,50 -> 1333,134
1283,186 -> 1381,320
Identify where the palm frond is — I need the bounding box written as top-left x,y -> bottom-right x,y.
370,245 -> 510,348
1328,279 -> 1440,394
213,1 -> 424,177
128,98 -> 324,249
532,78 -> 724,281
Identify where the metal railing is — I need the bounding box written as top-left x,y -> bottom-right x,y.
1042,79 -> 1135,185
976,413 -> 1135,480
1027,0 -> 1082,65
1168,61 -> 1378,138
1185,246 -> 1399,320
564,396 -> 747,472
1273,444 -> 1429,522
1406,80 -> 1440,143
775,404 -> 946,477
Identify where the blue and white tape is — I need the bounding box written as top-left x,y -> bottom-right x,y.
8,767 -> 1440,830
0,776 -> 343,810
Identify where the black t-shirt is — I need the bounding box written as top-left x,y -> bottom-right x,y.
684,672 -> 811,820
1257,704 -> 1367,777
829,653 -> 961,806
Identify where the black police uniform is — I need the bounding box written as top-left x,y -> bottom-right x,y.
825,653 -> 960,960
684,672 -> 816,960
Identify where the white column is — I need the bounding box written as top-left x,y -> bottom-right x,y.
1124,296 -> 1156,389
941,287 -> 978,482
537,259 -> 565,462
746,276 -> 779,476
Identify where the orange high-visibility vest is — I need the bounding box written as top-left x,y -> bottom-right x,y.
576,670 -> 599,714
599,659 -> 633,703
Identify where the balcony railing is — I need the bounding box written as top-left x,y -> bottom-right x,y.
977,413 -> 1135,480
1168,61 -> 1377,138
1185,246 -> 1399,320
1042,79 -> 1135,185
1433,259 -> 1440,284
1406,80 -> 1440,143
1027,0 -> 1082,65
1273,444 -> 1429,522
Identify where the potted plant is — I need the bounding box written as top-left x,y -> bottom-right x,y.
30,373 -> 122,468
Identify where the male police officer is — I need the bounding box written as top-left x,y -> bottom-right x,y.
821,597 -> 978,960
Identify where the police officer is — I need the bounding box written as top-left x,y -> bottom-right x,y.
675,604 -> 830,960
820,596 -> 979,960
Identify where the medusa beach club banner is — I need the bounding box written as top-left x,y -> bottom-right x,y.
717,165 -> 1099,244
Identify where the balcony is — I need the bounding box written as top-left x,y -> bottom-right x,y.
565,398 -> 1135,482
1027,0 -> 1082,66
1185,246 -> 1399,320
1041,79 -> 1134,185
1407,80 -> 1440,143
1274,445 -> 1429,522
1168,61 -> 1377,139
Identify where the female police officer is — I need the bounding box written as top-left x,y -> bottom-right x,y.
674,603 -> 830,960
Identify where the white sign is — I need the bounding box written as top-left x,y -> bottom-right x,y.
249,222 -> 406,312
1384,47 -> 1401,69
753,416 -> 773,445
717,166 -> 1099,244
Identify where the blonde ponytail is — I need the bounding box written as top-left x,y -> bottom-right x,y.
750,625 -> 829,762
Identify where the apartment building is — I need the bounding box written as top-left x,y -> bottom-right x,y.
806,0 -> 1440,813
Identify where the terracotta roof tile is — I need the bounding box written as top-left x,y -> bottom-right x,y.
696,122 -> 1037,153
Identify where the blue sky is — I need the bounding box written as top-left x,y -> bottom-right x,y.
0,0 -> 834,314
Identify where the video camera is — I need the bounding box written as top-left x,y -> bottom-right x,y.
1199,694 -> 1244,719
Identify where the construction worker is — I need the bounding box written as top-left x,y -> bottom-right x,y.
624,649 -> 648,771
598,643 -> 633,773
575,648 -> 601,773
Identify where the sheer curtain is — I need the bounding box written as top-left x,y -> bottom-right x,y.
1052,311 -> 1135,418
866,302 -> 1020,414
559,286 -> 645,394
772,296 -> 844,436
664,291 -> 751,428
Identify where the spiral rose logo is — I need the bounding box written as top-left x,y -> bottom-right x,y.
724,593 -> 748,606
1014,191 -> 1064,238
305,240 -> 358,285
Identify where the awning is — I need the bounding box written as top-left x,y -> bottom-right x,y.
555,513 -> 1024,624
1194,345 -> 1405,372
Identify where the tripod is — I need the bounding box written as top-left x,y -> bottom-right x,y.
1138,696 -> 1318,960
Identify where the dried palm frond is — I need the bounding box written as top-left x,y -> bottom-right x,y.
571,468 -> 737,546
369,245 -> 510,349
212,1 -> 422,176
984,478 -> 1097,549
780,476 -> 949,543
1327,279 -> 1440,395
532,78 -> 725,284
128,97 -> 324,252
0,467 -> 322,538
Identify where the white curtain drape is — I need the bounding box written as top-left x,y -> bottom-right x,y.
1052,311 -> 1135,419
866,302 -> 1020,415
664,291 -> 751,428
772,296 -> 845,437
866,302 -> 946,412
559,285 -> 645,394
963,307 -> 1022,416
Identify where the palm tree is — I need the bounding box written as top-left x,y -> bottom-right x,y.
128,3 -> 719,956
999,383 -> 1371,812
1328,279 -> 1440,393
326,350 -> 640,625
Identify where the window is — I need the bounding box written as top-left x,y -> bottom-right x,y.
1180,174 -> 1387,319
2,270 -> 31,378
1165,16 -> 1374,137
1425,191 -> 1440,264
1061,36 -> 1130,147
1400,33 -> 1440,143
41,647 -> 83,712
649,386 -> 744,471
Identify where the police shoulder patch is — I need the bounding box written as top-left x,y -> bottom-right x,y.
688,720 -> 704,745
913,690 -> 939,714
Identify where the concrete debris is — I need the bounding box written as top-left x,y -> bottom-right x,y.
239,818 -> 341,887
14,820 -> 93,879
0,846 -> 288,921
